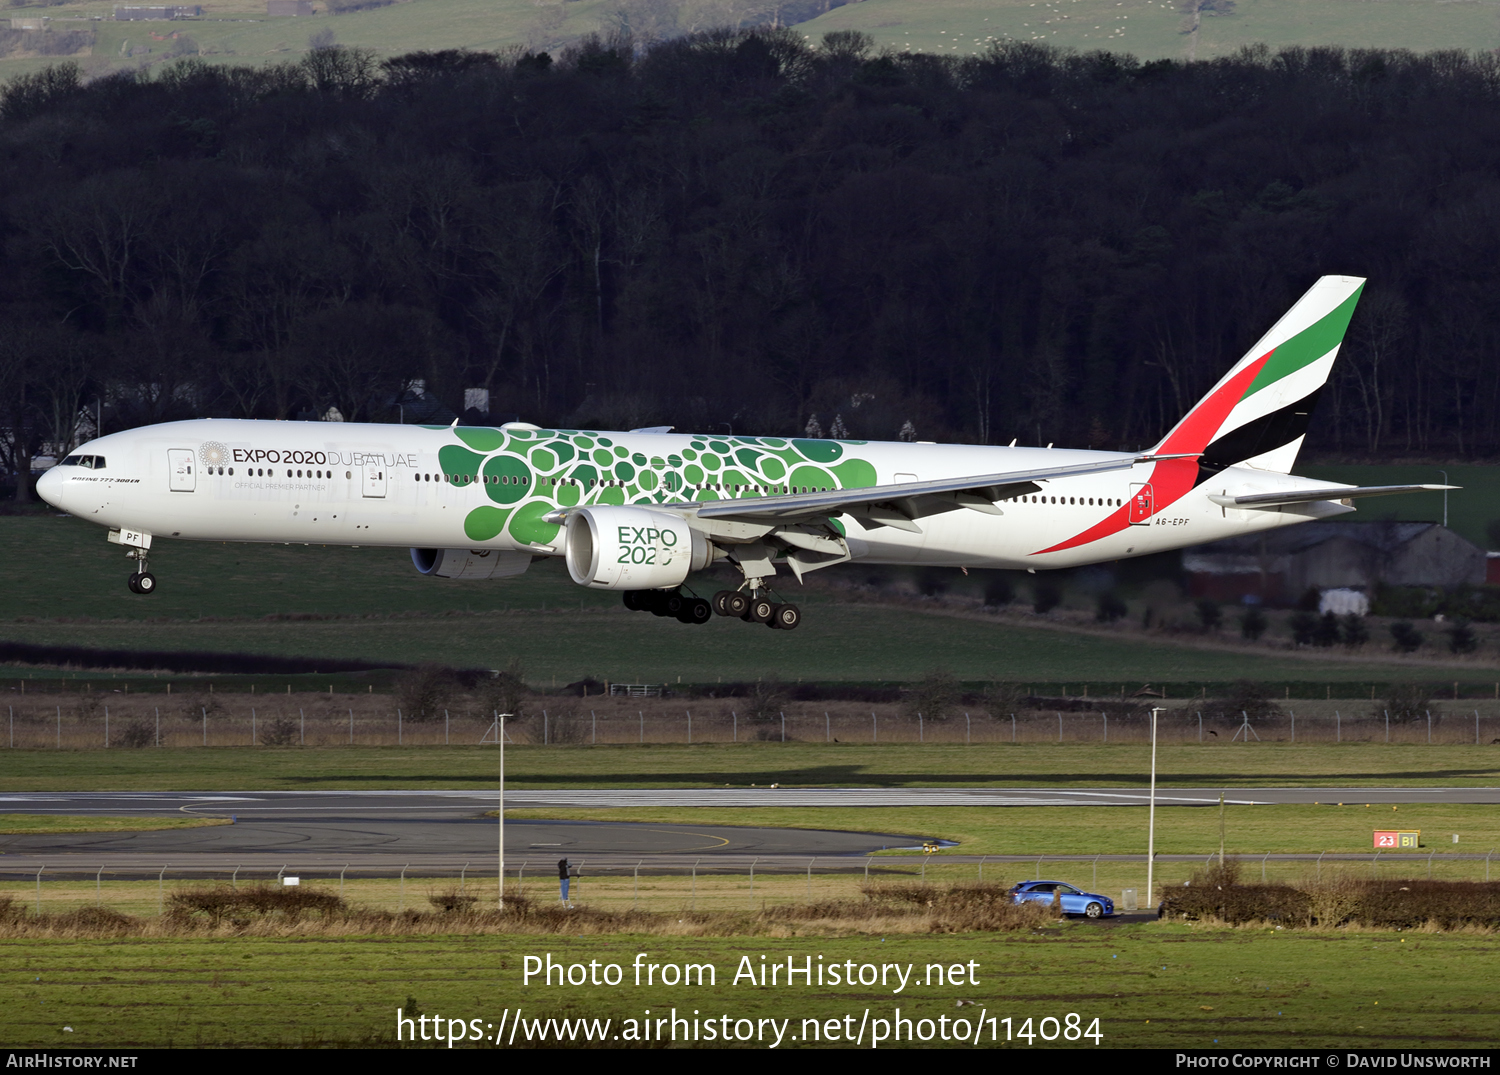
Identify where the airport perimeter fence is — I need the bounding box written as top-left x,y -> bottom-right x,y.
6,702 -> 1500,748
4,852 -> 1499,919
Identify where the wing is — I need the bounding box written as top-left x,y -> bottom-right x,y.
541,450 -> 1190,581
677,451 -> 1191,531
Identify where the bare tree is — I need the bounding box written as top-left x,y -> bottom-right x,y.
1342,289 -> 1408,453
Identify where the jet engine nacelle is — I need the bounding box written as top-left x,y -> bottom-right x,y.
564,506 -> 712,589
410,547 -> 533,579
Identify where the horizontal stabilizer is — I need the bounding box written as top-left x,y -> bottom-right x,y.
1207,484 -> 1458,509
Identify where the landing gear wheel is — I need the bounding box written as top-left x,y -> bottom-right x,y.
745,596 -> 774,623
127,573 -> 141,594
648,591 -> 673,617
1084,902 -> 1103,919
723,591 -> 749,618
677,598 -> 713,625
622,591 -> 644,612
770,603 -> 801,630
663,592 -> 686,618
134,572 -> 157,595
712,590 -> 736,616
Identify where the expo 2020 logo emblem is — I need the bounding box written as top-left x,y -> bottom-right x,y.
200,442 -> 228,468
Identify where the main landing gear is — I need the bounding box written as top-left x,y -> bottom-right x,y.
621,588 -> 801,629
125,549 -> 157,595
622,588 -> 712,625
716,589 -> 800,630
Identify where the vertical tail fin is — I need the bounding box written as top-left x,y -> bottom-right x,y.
1152,275 -> 1365,477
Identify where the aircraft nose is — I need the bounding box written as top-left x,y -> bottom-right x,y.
34,466 -> 67,510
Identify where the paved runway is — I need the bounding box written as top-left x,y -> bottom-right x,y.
0,791 -> 933,864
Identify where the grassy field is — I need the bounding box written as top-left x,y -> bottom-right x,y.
16,606 -> 1496,683
2,726 -> 1493,1050
505,803 -> 1500,857
8,0 -> 1500,84
0,514 -> 621,623
1,925 -> 1495,1048
0,814 -> 229,834
1,742 -> 1497,790
1,0 -> 611,78
7,852 -> 1495,923
5,513 -> 1499,683
801,0 -> 1500,60
91,0 -> 610,65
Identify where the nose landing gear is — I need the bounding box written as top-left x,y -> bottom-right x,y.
127,571 -> 157,594
125,548 -> 157,595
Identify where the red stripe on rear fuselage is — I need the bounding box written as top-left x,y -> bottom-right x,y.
1033,351 -> 1272,555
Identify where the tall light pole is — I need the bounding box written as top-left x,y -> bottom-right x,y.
1438,469 -> 1449,530
498,712 -> 511,909
1147,706 -> 1162,914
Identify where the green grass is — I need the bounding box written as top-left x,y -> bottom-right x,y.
1,742 -> 1497,790
93,0 -> 611,67
0,56 -> 78,79
14,605 -> 1461,682
1,927 -> 1496,1048
800,0 -> 1500,61
0,514 -> 621,623
0,814 -> 230,834
1,0 -> 612,79
7,514 -> 1496,683
11,0 -> 1500,85
8,857 -> 1490,922
506,803 -> 1500,856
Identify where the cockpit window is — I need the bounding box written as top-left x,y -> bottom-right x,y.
61,456 -> 82,466
89,456 -> 105,469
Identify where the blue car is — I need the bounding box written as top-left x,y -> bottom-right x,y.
1009,881 -> 1116,918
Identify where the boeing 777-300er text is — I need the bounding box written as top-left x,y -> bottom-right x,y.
36,275 -> 1452,630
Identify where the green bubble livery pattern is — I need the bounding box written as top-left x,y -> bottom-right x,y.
430,429 -> 877,547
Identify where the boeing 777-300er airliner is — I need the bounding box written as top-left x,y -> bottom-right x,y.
36,275 -> 1452,630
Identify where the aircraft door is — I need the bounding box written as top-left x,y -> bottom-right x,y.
1128,482 -> 1153,524
168,449 -> 196,492
362,465 -> 387,498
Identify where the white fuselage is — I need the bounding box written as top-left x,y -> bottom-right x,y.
36,419 -> 1351,574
